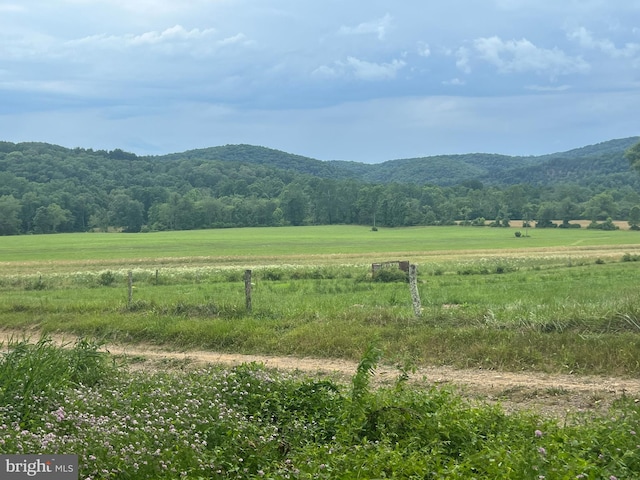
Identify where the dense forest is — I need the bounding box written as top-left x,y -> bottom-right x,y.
0,137 -> 639,235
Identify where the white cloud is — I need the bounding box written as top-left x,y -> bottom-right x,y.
0,24 -> 246,62
417,41 -> 431,57
443,78 -> 465,86
128,25 -> 216,45
455,47 -> 471,74
568,27 -> 640,58
345,57 -> 405,80
311,65 -> 338,79
71,25 -> 217,48
314,56 -> 406,81
64,25 -> 250,59
338,14 -> 393,40
472,36 -> 590,77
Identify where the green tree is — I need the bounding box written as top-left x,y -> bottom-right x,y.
148,193 -> 194,231
108,194 -> 144,232
272,207 -> 284,226
624,140 -> 640,172
535,203 -> 557,228
33,203 -> 72,233
356,185 -> 383,227
583,192 -> 617,221
279,185 -> 307,226
0,195 -> 22,235
89,208 -> 110,232
629,205 -> 640,230
557,198 -> 581,226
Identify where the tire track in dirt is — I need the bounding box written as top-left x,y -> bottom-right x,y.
2,329 -> 639,416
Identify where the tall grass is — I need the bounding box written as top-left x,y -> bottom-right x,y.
1,258 -> 640,374
0,335 -> 113,428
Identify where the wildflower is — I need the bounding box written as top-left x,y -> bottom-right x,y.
535,429 -> 543,437
538,447 -> 546,456
609,476 -> 617,480
54,406 -> 65,422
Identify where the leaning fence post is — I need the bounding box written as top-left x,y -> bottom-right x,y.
244,269 -> 252,312
409,264 -> 421,317
127,271 -> 133,306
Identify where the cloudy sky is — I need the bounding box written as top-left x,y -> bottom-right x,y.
1,1 -> 639,162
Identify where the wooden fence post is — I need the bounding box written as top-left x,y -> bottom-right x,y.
244,269 -> 252,312
409,264 -> 421,317
128,271 -> 133,306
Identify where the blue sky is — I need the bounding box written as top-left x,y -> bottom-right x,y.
1,0 -> 639,162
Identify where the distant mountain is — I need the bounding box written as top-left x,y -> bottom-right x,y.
156,137 -> 639,187
330,153 -> 535,186
1,136 -> 639,234
156,144 -> 347,179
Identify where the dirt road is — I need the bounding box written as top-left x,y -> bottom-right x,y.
2,329 -> 639,417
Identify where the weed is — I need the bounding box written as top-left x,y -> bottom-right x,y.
0,344 -> 638,478
622,252 -> 640,262
0,335 -> 113,428
98,270 -> 116,286
545,387 -> 569,396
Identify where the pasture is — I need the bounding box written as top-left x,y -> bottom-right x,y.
1,225 -> 640,478
1,224 -> 638,268
1,225 -> 640,375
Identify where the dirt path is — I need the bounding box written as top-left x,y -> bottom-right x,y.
2,329 -> 639,417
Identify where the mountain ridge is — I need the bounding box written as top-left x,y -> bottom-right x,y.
149,136 -> 640,186
1,136 -> 638,188
1,136 -> 639,234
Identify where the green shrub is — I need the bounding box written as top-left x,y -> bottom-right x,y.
24,276 -> 47,290
372,267 -> 408,283
260,268 -> 285,281
98,270 -> 116,286
621,253 -> 640,262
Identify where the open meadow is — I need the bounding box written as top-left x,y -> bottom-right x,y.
1,225 -> 640,478
1,225 -> 640,374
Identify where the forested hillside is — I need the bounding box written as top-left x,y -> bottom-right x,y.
0,137 -> 639,235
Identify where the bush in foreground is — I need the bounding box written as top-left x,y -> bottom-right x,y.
0,338 -> 638,479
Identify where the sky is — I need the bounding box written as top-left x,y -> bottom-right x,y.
1,1 -> 639,163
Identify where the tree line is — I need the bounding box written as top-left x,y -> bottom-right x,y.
1,141 -> 640,235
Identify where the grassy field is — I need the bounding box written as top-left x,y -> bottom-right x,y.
2,225 -> 640,478
1,225 -> 640,375
1,224 -> 639,273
